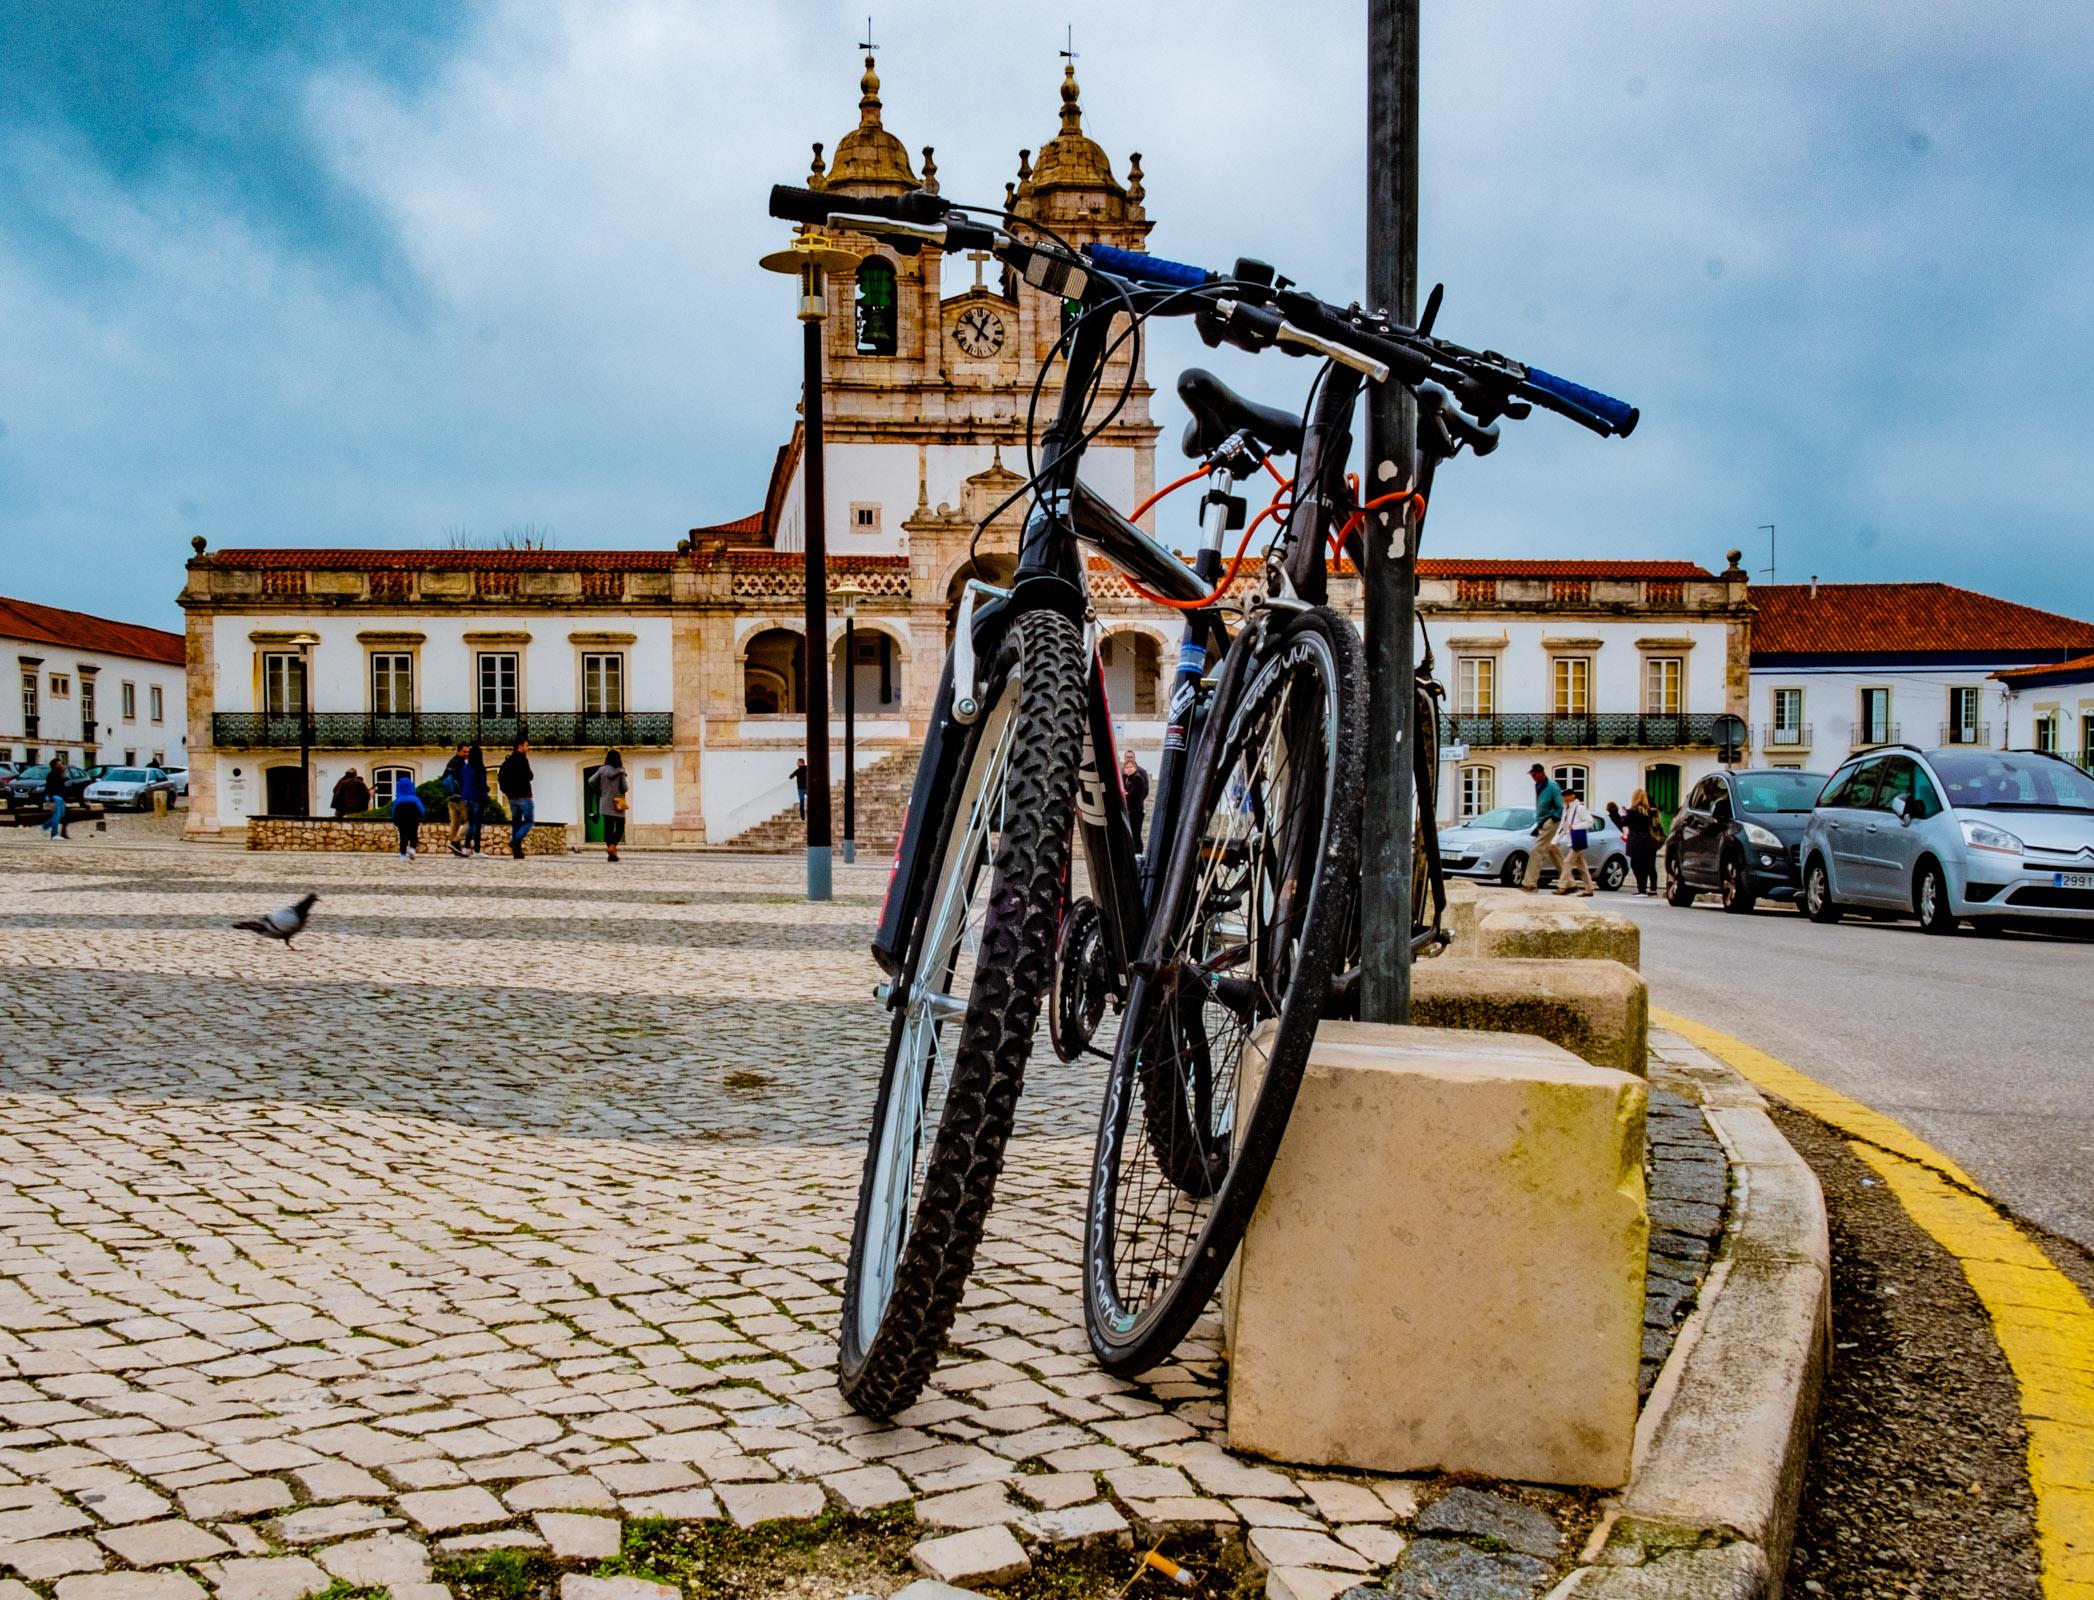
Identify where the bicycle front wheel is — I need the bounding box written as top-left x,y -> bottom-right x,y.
838,609 -> 1087,1417
1083,605 -> 1365,1375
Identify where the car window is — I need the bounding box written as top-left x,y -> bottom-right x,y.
1817,762 -> 1857,809
1844,758 -> 1887,811
1876,757 -> 1916,808
1468,807 -> 1537,831
1911,764 -> 1944,819
105,768 -> 149,782
1736,772 -> 1827,812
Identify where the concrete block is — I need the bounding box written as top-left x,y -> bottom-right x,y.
1228,1023 -> 1647,1488
1472,899 -> 1640,969
1409,957 -> 1648,1076
1442,878 -> 1516,945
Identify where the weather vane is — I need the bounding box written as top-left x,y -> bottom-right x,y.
860,16 -> 876,53
1061,23 -> 1077,61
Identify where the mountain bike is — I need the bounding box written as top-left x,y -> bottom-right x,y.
766,183 -> 1636,1412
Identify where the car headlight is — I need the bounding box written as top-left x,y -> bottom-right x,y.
1960,818 -> 2023,856
1740,821 -> 1783,849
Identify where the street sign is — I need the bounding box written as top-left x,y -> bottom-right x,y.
1439,743 -> 1469,762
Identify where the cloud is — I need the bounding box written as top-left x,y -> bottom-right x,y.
1,0 -> 2091,632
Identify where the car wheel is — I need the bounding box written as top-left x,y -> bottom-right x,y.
1804,857 -> 1842,924
1721,854 -> 1758,915
1599,854 -> 1628,892
1665,852 -> 1696,907
1501,851 -> 1527,887
1916,860 -> 1959,935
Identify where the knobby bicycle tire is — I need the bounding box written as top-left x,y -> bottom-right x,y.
1083,604 -> 1365,1375
837,609 -> 1087,1416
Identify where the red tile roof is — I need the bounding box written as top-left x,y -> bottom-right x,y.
1415,559 -> 1713,579
1753,583 -> 2094,659
1994,651 -> 2094,683
206,549 -> 678,571
0,594 -> 185,667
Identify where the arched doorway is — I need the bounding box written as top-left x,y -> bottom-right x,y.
1645,762 -> 1682,829
1100,631 -> 1165,717
264,765 -> 308,817
944,555 -> 1020,650
832,629 -> 904,713
743,629 -> 805,714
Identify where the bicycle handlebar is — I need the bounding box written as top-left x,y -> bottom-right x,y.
1518,367 -> 1639,437
1084,243 -> 1213,291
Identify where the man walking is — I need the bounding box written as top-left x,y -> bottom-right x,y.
1121,750 -> 1151,849
1520,763 -> 1566,892
41,755 -> 69,840
499,738 -> 535,859
792,758 -> 808,819
442,743 -> 470,854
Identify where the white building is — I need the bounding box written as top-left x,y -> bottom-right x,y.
1,595 -> 187,770
1994,653 -> 2094,767
1748,582 -> 2094,774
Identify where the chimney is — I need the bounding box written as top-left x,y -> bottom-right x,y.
1809,574 -> 1818,598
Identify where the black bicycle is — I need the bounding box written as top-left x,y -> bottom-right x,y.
766,183 -> 1635,1412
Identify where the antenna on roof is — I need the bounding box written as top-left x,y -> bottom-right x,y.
1759,523 -> 1775,583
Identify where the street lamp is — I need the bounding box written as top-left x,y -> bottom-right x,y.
760,225 -> 861,903
289,632 -> 319,817
832,579 -> 865,864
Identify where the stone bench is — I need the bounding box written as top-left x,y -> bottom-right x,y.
1410,956 -> 1648,1076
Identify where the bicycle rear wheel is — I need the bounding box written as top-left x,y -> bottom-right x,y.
1083,605 -> 1364,1375
838,610 -> 1087,1416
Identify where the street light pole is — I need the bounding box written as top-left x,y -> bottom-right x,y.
834,580 -> 864,864
1361,0 -> 1421,1025
294,633 -> 318,819
760,228 -> 861,903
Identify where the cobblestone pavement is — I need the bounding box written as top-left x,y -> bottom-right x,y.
0,838 -> 1725,1600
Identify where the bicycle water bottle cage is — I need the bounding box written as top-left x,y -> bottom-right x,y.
948,579 -> 1012,725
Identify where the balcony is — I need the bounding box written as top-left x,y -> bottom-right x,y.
1763,722 -> 1813,750
1852,723 -> 1900,750
212,711 -> 674,750
1941,722 -> 1991,747
1448,712 -> 1727,749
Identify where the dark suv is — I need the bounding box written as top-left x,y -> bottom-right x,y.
1665,767 -> 1828,913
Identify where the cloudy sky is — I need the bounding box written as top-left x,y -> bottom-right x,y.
3,2 -> 2091,631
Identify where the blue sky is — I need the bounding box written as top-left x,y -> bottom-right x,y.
3,1 -> 2091,630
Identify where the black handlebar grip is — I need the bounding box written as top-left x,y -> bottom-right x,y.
768,185 -> 835,224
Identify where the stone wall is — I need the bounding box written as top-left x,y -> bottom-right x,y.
246,817 -> 569,854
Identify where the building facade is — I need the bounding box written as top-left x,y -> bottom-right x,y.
1994,653 -> 2094,768
1748,582 -> 2094,771
1,595 -> 186,770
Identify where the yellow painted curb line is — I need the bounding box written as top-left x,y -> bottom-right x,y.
1654,1007 -> 2094,1598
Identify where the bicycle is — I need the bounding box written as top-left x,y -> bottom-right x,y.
765,182 -> 1636,1412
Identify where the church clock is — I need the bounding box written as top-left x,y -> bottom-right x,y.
952,305 -> 1007,358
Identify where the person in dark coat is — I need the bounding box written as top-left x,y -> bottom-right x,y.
390,775 -> 426,860
42,756 -> 70,839
594,750 -> 630,863
792,758 -> 808,818
441,743 -> 470,840
499,739 -> 535,859
330,768 -> 371,818
1621,787 -> 1663,897
458,744 -> 490,856
1120,751 -> 1152,849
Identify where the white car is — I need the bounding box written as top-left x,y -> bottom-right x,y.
163,768 -> 190,798
83,767 -> 179,811
1437,805 -> 1631,890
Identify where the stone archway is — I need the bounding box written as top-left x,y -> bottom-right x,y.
831,623 -> 908,713
742,628 -> 805,715
942,554 -> 1020,649
1099,627 -> 1169,718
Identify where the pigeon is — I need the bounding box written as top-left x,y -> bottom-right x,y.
233,892 -> 319,949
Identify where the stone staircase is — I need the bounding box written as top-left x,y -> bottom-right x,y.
725,750 -> 917,854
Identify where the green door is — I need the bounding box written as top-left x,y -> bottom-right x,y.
1646,763 -> 1682,831
582,765 -> 605,843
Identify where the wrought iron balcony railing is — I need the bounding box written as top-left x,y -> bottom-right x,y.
1447,712 -> 1727,749
212,711 -> 674,750
1853,723 -> 1901,749
1763,722 -> 1813,748
1940,722 -> 1991,747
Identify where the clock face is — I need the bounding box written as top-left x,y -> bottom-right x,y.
953,305 -> 1006,358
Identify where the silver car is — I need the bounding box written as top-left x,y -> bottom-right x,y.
1438,805 -> 1630,891
1800,746 -> 2094,933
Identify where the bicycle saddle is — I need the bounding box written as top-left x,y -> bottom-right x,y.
1178,367 -> 1304,460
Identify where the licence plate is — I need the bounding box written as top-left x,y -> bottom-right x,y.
2055,873 -> 2094,890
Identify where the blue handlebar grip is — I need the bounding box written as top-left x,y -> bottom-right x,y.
1086,243 -> 1212,291
1522,366 -> 1640,436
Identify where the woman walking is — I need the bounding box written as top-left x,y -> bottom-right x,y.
41,756 -> 70,840
458,744 -> 490,857
1555,791 -> 1599,896
594,750 -> 630,863
390,775 -> 426,860
1621,787 -> 1662,897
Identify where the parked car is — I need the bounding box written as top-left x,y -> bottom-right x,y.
1800,746 -> 2094,933
1438,806 -> 1631,891
162,768 -> 190,798
1,764 -> 104,808
1665,768 -> 1829,913
83,766 -> 179,811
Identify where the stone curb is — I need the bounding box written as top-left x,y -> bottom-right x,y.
1548,1028 -> 1831,1600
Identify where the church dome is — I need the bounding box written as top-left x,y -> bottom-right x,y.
823,54 -> 919,196
1026,64 -> 1121,195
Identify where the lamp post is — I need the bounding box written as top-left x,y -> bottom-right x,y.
760,226 -> 861,903
291,632 -> 319,818
832,580 -> 864,864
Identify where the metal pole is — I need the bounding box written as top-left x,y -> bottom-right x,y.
802,317 -> 834,901
1361,0 -> 1421,1024
299,644 -> 313,819
842,612 -> 857,863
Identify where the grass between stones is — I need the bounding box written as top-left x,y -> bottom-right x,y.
436,1512 -> 1265,1600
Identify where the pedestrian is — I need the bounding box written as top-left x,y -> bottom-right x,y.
1120,750 -> 1151,846
792,758 -> 808,819
330,767 -> 371,818
41,755 -> 69,840
460,744 -> 489,857
1621,787 -> 1662,897
499,738 -> 535,859
390,774 -> 425,860
1556,790 -> 1599,896
1519,763 -> 1566,892
594,750 -> 630,863
441,743 -> 470,852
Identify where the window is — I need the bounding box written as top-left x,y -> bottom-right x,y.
855,258 -> 898,355
1552,658 -> 1590,717
1459,765 -> 1495,818
1645,656 -> 1683,716
582,653 -> 625,715
1772,686 -> 1804,745
1689,776 -> 1725,813
49,673 -> 70,699
21,671 -> 37,732
1552,763 -> 1590,801
148,751 -> 163,767
1948,685 -> 1982,744
370,653 -> 413,716
262,652 -> 305,715
121,682 -> 137,720
123,749 -> 136,766
148,685 -> 164,723
1859,687 -> 1891,746
2084,713 -> 2094,773
1456,657 -> 1496,716
371,766 -> 416,807
2035,713 -> 2059,754
478,652 -> 519,718
849,502 -> 882,533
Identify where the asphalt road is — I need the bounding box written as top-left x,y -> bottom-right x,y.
1608,890 -> 2094,1252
